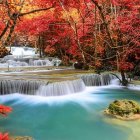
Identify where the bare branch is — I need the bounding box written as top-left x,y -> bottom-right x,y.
90,0 -> 115,48
19,6 -> 54,17
110,73 -> 122,83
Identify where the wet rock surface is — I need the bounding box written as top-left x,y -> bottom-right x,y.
104,100 -> 140,120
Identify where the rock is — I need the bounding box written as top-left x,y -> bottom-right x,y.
0,47 -> 9,58
74,62 -> 89,70
74,62 -> 84,69
10,136 -> 34,140
104,100 -> 140,120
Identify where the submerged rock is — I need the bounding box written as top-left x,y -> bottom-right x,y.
10,136 -> 33,140
104,100 -> 140,120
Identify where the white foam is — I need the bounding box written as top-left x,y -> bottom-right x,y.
128,84 -> 140,91
36,79 -> 86,96
11,47 -> 36,56
0,87 -> 100,106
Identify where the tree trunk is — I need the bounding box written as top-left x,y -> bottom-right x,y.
121,71 -> 128,86
4,18 -> 17,46
38,35 -> 42,58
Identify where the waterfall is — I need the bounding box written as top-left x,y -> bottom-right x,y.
80,73 -> 116,86
0,79 -> 85,96
11,47 -> 37,56
31,59 -> 61,67
32,59 -> 54,66
0,73 -> 118,97
1,56 -> 62,67
36,79 -> 86,96
7,60 -> 29,67
0,80 -> 46,95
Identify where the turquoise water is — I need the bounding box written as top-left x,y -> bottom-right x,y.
0,87 -> 140,140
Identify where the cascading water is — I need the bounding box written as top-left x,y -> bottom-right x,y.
0,73 -> 119,96
30,58 -> 61,67
7,60 -> 29,67
0,47 -> 139,140
10,46 -> 37,56
36,79 -> 86,96
80,73 -> 116,86
0,57 -> 61,67
32,59 -> 53,66
0,80 -> 46,95
1,82 -> 140,140
0,79 -> 85,96
0,47 -> 62,67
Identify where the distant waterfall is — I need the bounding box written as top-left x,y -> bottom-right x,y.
36,79 -> 86,96
0,80 -> 45,95
31,59 -> 61,67
80,73 -> 116,86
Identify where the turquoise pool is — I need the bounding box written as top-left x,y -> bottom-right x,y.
0,87 -> 140,140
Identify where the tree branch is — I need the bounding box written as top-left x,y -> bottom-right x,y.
90,0 -> 115,48
19,6 -> 54,17
110,73 -> 122,83
0,21 -> 9,40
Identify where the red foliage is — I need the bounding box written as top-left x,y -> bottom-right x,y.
0,133 -> 9,140
0,105 -> 12,117
119,62 -> 134,72
0,105 -> 12,140
2,0 -> 139,71
95,60 -> 102,68
45,45 -> 56,56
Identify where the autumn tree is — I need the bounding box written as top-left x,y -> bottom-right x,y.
0,0 -> 139,84
0,0 -> 55,48
82,0 -> 140,85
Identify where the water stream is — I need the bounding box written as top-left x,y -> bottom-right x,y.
0,73 -> 116,96
0,47 -> 140,140
0,47 -> 62,67
0,87 -> 140,140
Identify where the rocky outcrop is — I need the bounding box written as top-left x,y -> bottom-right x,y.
104,100 -> 140,120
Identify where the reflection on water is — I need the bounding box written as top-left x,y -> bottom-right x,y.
0,87 -> 140,140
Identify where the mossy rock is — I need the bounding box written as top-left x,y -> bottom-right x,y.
104,100 -> 140,120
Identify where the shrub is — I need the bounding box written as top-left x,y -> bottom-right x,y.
0,105 -> 12,117
0,132 -> 10,140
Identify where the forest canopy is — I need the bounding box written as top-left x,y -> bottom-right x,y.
0,0 -> 139,75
